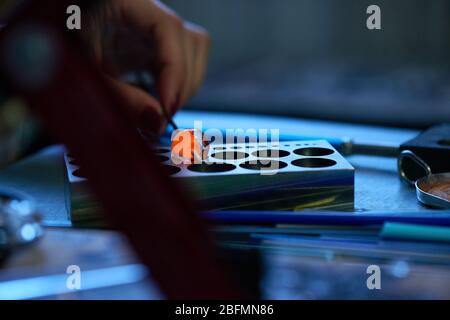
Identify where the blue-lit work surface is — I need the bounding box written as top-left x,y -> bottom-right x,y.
0,110 -> 434,226
1,111 -> 450,299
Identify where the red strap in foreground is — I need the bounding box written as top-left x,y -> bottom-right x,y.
0,0 -> 241,299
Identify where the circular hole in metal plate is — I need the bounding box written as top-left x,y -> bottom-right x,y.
72,168 -> 86,178
213,146 -> 226,150
252,149 -> 290,158
188,163 -> 236,173
231,146 -> 242,149
163,165 -> 181,175
294,147 -> 334,156
240,160 -> 287,171
211,151 -> 249,160
292,158 -> 336,168
157,155 -> 170,162
153,148 -> 170,154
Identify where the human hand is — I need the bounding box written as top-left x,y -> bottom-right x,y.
84,0 -> 211,134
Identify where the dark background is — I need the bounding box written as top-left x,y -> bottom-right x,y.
165,0 -> 450,127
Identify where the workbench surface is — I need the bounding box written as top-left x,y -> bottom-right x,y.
1,111 -> 449,299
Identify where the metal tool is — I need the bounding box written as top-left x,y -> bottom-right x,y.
135,71 -> 178,130
329,137 -> 450,209
396,124 -> 450,208
397,150 -> 432,185
0,189 -> 43,263
398,150 -> 450,209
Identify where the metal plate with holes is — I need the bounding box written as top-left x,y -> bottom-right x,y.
153,140 -> 353,178
64,140 -> 355,213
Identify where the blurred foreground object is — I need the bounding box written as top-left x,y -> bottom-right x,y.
0,0 -> 240,299
0,189 -> 43,263
399,124 -> 450,184
0,96 -> 39,168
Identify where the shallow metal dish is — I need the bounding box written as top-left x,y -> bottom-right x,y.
416,173 -> 450,209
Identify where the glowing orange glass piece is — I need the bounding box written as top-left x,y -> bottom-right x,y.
171,129 -> 203,164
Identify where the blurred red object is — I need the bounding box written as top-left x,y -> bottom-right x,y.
0,0 -> 241,299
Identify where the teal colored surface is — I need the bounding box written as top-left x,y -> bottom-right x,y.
381,222 -> 450,243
